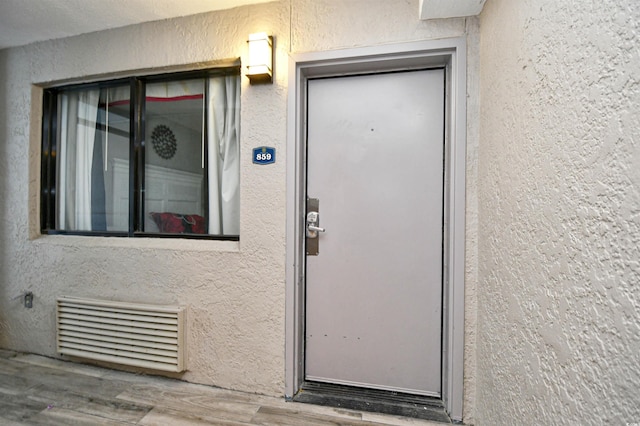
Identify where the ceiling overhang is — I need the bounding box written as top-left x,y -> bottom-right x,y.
1,0 -> 488,50
419,0 -> 487,20
0,0 -> 272,50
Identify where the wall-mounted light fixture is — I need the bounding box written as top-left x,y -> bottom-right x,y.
247,32 -> 273,84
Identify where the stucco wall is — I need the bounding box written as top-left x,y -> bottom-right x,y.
0,0 -> 478,415
1,1 -> 293,397
478,0 -> 640,424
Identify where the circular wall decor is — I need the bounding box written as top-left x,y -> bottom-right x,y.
150,124 -> 177,159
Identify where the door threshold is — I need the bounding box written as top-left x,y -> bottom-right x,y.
292,382 -> 452,423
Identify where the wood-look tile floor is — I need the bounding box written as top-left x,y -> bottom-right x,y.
0,349 -> 444,425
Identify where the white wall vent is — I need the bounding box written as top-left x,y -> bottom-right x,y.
56,297 -> 186,372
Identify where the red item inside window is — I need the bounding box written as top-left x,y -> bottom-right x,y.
150,213 -> 206,234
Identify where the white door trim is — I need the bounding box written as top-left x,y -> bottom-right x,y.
285,37 -> 467,422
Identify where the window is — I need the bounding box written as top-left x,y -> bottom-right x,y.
41,68 -> 240,239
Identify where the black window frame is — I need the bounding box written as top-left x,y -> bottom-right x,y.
40,67 -> 241,241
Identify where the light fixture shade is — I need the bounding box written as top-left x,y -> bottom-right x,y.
247,32 -> 273,84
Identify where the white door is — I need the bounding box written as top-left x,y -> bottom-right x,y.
304,69 -> 445,396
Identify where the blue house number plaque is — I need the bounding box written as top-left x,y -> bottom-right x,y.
253,146 -> 276,165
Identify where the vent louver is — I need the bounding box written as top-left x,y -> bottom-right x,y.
56,297 -> 186,372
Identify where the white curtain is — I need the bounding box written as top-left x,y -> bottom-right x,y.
58,90 -> 100,230
207,75 -> 240,235
147,80 -> 205,99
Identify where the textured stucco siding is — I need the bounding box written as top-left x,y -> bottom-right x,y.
478,0 -> 640,424
1,1 -> 293,397
0,0 -> 479,414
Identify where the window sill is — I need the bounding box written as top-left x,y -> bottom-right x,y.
33,234 -> 240,253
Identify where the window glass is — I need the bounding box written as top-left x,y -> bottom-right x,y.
42,70 -> 240,239
145,79 -> 206,234
56,85 -> 130,232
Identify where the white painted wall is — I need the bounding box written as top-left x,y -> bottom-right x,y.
0,0 -> 479,419
478,0 -> 640,424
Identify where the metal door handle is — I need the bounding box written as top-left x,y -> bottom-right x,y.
306,211 -> 325,238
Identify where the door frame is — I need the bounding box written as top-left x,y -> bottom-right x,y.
285,38 -> 467,421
